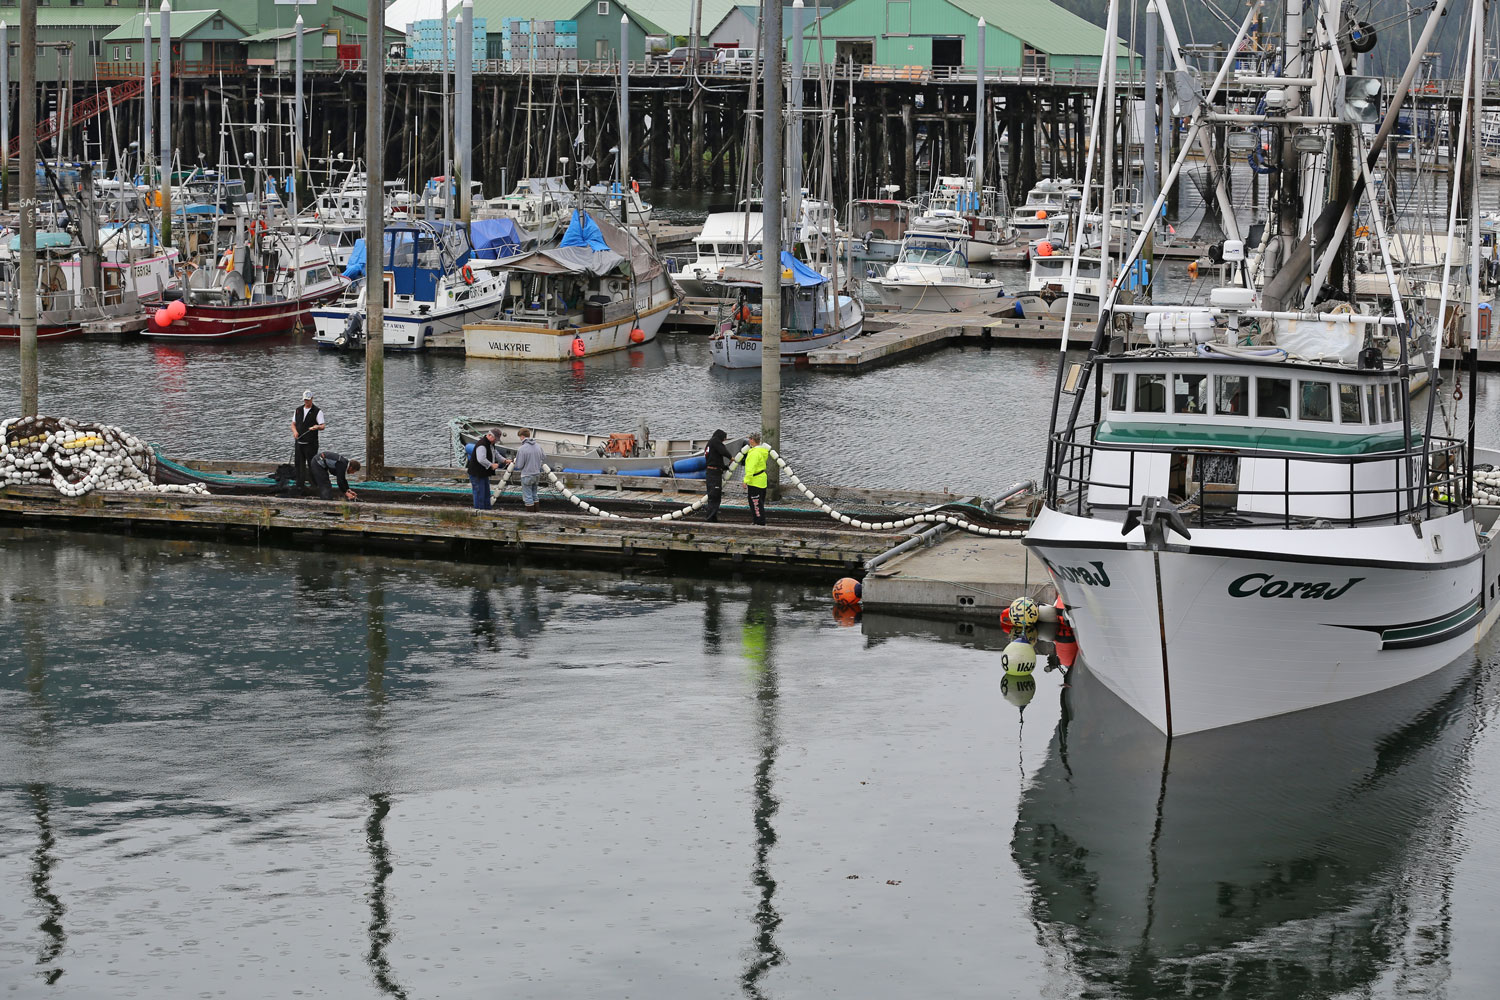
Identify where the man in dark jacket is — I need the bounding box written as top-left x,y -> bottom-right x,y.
310,451 -> 361,501
466,430 -> 506,510
702,429 -> 733,522
290,390 -> 326,494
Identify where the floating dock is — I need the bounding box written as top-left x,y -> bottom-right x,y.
807,302 -> 1096,372
861,530 -> 1053,618
0,458 -> 1033,592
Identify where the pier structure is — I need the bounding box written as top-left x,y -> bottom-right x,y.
7,56 -> 1494,209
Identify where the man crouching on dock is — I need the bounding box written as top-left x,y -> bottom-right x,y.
310,451 -> 361,501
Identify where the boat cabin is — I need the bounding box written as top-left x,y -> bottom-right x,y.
1071,355 -> 1454,524
850,200 -> 912,243
894,231 -> 970,268
715,254 -> 836,343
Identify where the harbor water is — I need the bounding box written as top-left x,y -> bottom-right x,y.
5,333 -> 1500,996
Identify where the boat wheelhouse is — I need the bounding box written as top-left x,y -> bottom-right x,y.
842,199 -> 913,263
667,210 -> 764,297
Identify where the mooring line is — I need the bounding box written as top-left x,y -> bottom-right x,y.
543,445 -> 1026,537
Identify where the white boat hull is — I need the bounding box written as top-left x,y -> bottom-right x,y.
464,296 -> 677,361
870,278 -> 1000,312
709,316 -> 864,369
1025,505 -> 1497,735
311,299 -> 507,352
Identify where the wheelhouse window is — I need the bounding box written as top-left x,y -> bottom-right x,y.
1366,385 -> 1380,424
1299,381 -> 1333,422
1172,373 -> 1207,414
1380,384 -> 1394,423
1256,377 -> 1292,419
1110,373 -> 1127,412
1338,383 -> 1363,423
1134,373 -> 1166,413
1215,374 -> 1248,415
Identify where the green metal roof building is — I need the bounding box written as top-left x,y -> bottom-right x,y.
799,0 -> 1134,75
571,0 -> 738,62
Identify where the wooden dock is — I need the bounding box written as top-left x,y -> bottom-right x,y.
862,531 -> 1054,618
808,302 -> 1096,372
0,457 -> 1034,586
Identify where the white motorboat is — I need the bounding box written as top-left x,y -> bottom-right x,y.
464,210 -> 679,361
707,253 -> 864,368
311,220 -> 511,352
867,231 -> 1003,311
1011,178 -> 1080,243
1028,252 -> 1105,305
1024,0 -> 1499,736
666,210 -> 763,297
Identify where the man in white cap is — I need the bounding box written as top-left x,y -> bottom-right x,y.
290,390 -> 326,494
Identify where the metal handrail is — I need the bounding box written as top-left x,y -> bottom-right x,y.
1045,424 -> 1469,528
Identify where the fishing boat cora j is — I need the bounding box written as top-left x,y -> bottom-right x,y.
1024,0 -> 1500,735
462,210 -> 677,361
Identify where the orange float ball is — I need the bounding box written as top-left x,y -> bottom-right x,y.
629,327 -> 645,344
153,308 -> 171,327
1036,241 -> 1053,257
1035,209 -> 1048,220
832,577 -> 862,606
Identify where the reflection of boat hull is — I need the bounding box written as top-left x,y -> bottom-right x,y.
463,294 -> 677,361
1025,505 -> 1495,734
1013,656 -> 1477,998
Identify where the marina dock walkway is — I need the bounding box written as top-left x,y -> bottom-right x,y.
808,302 -> 1096,372
863,531 -> 1053,617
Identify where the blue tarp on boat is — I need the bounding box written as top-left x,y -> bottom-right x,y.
469,218 -> 522,260
781,251 -> 827,287
343,238 -> 367,280
559,210 -> 609,251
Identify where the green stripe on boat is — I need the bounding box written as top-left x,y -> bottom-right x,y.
1094,421 -> 1417,456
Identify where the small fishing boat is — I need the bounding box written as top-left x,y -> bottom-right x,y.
463,210 -> 679,361
0,231 -> 144,341
482,176 -> 574,243
1011,178 -> 1080,243
450,417 -> 726,476
1028,251 -> 1106,305
144,230 -> 346,341
707,253 -> 864,368
867,231 -> 1003,311
841,195 -> 914,264
311,219 -> 519,352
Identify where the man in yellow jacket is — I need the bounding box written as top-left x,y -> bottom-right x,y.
743,432 -> 769,525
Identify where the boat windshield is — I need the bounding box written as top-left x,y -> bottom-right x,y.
900,243 -> 964,265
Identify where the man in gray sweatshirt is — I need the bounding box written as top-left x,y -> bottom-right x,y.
512,429 -> 545,512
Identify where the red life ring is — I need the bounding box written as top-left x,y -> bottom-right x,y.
631,179 -> 639,194
251,219 -> 269,238
461,265 -> 476,285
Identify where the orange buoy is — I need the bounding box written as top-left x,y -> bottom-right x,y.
1035,209 -> 1048,220
1036,241 -> 1053,257
167,299 -> 187,321
629,327 -> 645,344
570,337 -> 586,357
1187,260 -> 1200,278
832,578 -> 862,606
153,308 -> 172,327
1052,597 -> 1078,668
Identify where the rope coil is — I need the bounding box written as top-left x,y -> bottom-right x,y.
543,445 -> 1027,537
2,416 -> 208,498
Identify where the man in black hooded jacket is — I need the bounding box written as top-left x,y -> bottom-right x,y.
702,429 -> 733,522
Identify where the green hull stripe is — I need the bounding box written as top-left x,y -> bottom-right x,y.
1095,421 -> 1417,456
1381,600 -> 1481,643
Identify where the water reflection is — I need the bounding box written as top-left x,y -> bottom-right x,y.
27,784 -> 65,986
740,590 -> 785,998
365,793 -> 406,999
1014,658 -> 1488,997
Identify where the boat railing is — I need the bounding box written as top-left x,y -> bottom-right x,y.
1046,422 -> 1470,528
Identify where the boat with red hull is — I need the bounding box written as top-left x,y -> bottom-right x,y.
143,233 -> 346,341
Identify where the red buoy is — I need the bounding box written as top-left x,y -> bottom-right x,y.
570,337 -> 586,357
629,327 -> 645,344
832,578 -> 862,606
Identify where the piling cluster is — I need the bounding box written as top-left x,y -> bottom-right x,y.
0,416 -> 208,497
